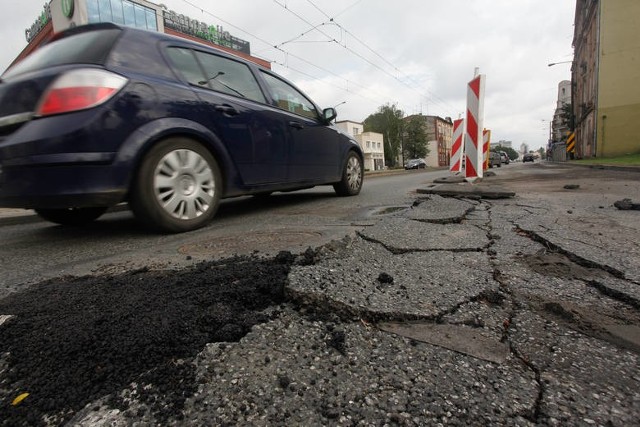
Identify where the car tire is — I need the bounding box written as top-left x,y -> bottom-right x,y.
333,151 -> 363,196
130,137 -> 222,233
35,207 -> 108,226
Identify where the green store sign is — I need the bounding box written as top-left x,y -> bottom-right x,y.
25,2 -> 52,43
61,0 -> 75,18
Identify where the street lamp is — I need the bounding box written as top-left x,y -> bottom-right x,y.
548,60 -> 572,67
541,119 -> 552,142
333,100 -> 347,108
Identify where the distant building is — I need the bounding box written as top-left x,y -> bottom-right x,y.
335,121 -> 385,171
552,80 -> 572,143
572,0 -> 640,157
491,140 -> 512,149
10,0 -> 269,71
403,115 -> 453,167
520,142 -> 530,155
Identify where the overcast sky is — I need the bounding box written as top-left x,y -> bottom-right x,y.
1,0 -> 575,151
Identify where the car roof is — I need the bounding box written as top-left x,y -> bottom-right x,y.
53,22 -> 271,73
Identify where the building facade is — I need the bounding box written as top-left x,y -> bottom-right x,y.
426,115 -> 453,167
335,121 -> 385,171
552,80 -> 572,143
12,0 -> 269,71
572,0 -> 640,158
492,140 -> 513,149
403,115 -> 453,168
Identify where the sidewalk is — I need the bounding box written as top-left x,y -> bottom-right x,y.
0,208 -> 38,225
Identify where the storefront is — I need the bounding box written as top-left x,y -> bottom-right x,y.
14,0 -> 269,70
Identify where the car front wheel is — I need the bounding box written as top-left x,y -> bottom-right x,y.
333,151 -> 363,196
130,138 -> 221,233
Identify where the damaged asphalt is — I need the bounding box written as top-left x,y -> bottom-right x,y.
1,164 -> 639,426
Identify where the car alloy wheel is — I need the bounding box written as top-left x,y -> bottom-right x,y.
153,149 -> 214,220
334,152 -> 363,196
131,138 -> 221,232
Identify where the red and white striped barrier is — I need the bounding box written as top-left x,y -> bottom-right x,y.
450,119 -> 465,173
464,74 -> 486,181
482,129 -> 491,170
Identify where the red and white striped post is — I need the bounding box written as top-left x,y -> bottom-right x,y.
482,129 -> 491,170
464,73 -> 486,181
450,118 -> 465,173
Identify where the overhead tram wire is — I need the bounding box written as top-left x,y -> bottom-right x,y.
174,0 -> 412,114
270,49 -> 410,112
271,60 -> 395,109
179,0 -> 275,52
276,0 -> 459,117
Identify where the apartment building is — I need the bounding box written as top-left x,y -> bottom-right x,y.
335,121 -> 385,171
552,80 -> 572,142
403,115 -> 453,167
572,0 -> 640,157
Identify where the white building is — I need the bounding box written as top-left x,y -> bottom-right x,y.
335,121 -> 385,171
552,80 -> 571,142
491,140 -> 513,149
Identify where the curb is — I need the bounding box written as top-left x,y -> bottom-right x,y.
0,210 -> 40,227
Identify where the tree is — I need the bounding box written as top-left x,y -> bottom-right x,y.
403,116 -> 428,159
560,103 -> 573,132
363,103 -> 404,167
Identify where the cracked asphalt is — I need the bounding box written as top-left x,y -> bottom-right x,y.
1,163 -> 639,426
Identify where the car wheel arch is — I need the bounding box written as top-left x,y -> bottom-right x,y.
115,119 -> 235,197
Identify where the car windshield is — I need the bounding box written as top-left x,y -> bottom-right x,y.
3,29 -> 121,79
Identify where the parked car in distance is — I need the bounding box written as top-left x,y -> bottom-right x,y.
488,152 -> 502,168
523,153 -> 535,162
405,159 -> 427,170
499,151 -> 510,164
0,23 -> 364,232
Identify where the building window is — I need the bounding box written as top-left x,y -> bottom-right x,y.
366,141 -> 371,148
87,0 -> 158,31
353,127 -> 359,136
377,142 -> 381,149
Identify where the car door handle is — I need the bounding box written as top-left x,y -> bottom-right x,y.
214,104 -> 239,116
289,121 -> 304,129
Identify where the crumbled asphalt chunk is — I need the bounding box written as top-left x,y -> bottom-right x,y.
614,198 -> 640,210
377,272 -> 394,284
0,254 -> 292,427
327,328 -> 346,355
563,184 -> 580,190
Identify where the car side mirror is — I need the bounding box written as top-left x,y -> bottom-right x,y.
322,107 -> 337,123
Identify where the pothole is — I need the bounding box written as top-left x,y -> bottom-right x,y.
521,252 -> 607,281
179,231 -> 323,256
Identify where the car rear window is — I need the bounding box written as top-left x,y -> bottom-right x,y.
3,29 -> 122,79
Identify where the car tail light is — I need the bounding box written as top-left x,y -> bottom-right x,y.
37,69 -> 128,116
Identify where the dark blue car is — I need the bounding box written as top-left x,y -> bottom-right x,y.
0,23 -> 363,232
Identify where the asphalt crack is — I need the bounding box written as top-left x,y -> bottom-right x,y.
516,227 -> 626,280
